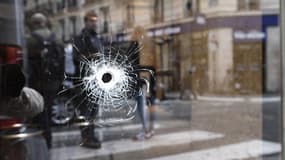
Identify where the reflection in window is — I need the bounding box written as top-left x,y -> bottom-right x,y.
59,19 -> 65,41
56,0 -> 65,12
67,0 -> 77,8
126,3 -> 135,27
208,0 -> 218,7
153,0 -> 164,23
238,0 -> 260,11
248,0 -> 259,10
185,0 -> 193,17
69,16 -> 76,38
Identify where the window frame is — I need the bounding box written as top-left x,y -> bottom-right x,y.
280,0 -> 285,159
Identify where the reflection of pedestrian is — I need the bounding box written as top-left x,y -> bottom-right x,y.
72,11 -> 103,149
0,64 -> 48,160
26,12 -> 65,148
133,69 -> 156,140
130,26 -> 157,140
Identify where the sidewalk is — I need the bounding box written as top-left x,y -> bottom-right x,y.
51,119 -> 191,148
164,92 -> 280,103
50,130 -> 223,160
148,139 -> 280,160
50,128 -> 280,160
50,97 -> 281,160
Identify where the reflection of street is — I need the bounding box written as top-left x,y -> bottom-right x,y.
50,96 -> 281,160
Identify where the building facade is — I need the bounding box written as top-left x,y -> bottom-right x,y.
25,0 -> 280,98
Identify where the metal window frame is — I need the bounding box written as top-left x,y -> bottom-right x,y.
281,0 -> 285,159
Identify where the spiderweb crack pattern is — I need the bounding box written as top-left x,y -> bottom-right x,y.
59,42 -> 152,124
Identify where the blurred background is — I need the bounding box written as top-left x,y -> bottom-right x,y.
1,0 -> 283,160
23,0 -> 280,98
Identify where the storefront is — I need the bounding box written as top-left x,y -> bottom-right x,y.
142,13 -> 280,97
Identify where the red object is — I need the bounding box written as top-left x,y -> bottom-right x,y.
0,118 -> 21,130
0,45 -> 23,65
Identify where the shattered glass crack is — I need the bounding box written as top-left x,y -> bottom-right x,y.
59,42 -> 153,124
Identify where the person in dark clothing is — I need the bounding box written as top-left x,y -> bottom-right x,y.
26,13 -> 65,148
72,11 -> 103,149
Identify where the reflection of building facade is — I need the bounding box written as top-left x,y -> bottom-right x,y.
25,0 -> 280,97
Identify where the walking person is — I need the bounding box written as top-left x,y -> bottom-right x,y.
130,26 -> 157,140
26,12 -> 65,148
72,11 -> 103,148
